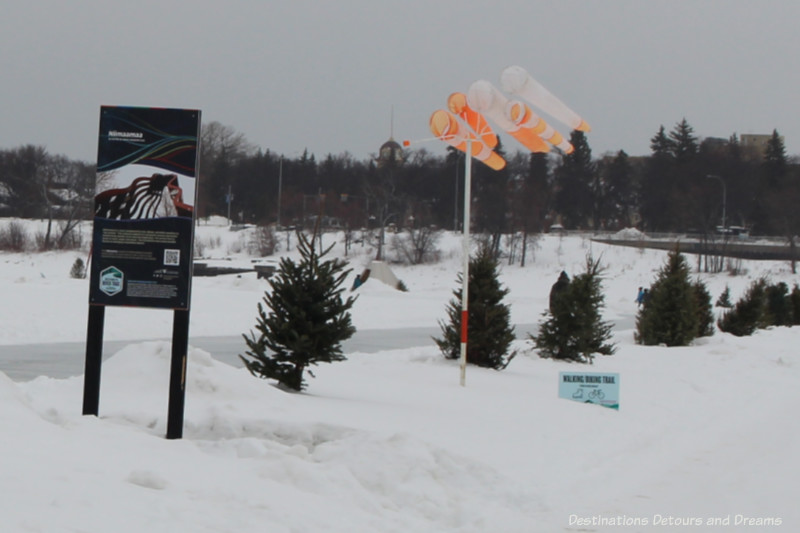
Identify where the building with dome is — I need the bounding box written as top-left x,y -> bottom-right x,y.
377,137 -> 404,168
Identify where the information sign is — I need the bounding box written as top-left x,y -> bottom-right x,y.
88,106 -> 201,309
559,371 -> 620,410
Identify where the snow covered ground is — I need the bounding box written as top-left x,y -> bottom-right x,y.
1,217 -> 797,532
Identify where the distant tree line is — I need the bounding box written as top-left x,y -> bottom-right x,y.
0,145 -> 94,249
2,118 -> 797,249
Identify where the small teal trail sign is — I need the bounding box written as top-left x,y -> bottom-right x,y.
559,372 -> 620,410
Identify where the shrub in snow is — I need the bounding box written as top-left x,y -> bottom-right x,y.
636,249 -> 713,346
533,256 -> 615,363
719,279 -> 798,336
0,221 -> 29,251
240,229 -> 356,391
390,227 -> 442,265
435,246 -> 516,370
248,224 -> 279,256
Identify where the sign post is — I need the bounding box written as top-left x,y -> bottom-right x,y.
83,106 -> 201,439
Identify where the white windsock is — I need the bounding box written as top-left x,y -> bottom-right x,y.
501,65 -> 590,132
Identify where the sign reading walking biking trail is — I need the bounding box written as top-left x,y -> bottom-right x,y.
559,372 -> 620,410
89,106 -> 201,309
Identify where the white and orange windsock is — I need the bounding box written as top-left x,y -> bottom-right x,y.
506,100 -> 573,154
500,65 -> 590,133
447,92 -> 497,149
466,80 -> 550,154
429,110 -> 506,170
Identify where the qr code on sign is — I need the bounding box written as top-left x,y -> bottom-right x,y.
164,249 -> 180,266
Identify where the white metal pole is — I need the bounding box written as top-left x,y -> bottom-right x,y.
460,138 -> 472,387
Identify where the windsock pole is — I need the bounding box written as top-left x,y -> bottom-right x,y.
460,138 -> 472,387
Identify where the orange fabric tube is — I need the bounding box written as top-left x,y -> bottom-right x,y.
508,101 -> 573,154
447,92 -> 498,149
429,110 -> 506,170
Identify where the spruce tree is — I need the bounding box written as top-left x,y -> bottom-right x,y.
601,150 -> 636,229
533,256 -> 615,363
240,229 -> 356,391
668,118 -> 699,162
790,284 -> 800,326
717,278 -> 768,336
716,285 -> 733,308
554,130 -> 595,229
762,129 -> 787,186
635,249 -> 701,346
765,281 -> 793,326
435,246 -> 516,369
640,126 -> 675,231
693,281 -> 715,337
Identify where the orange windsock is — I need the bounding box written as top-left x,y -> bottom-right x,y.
429,110 -> 506,171
507,101 -> 573,154
447,92 -> 498,149
467,80 -> 550,154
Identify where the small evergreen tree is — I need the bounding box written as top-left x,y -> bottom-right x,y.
635,249 -> 700,346
70,257 -> 86,279
717,278 -> 768,337
716,285 -> 733,308
765,281 -> 793,326
240,229 -> 356,391
533,256 -> 615,363
435,246 -> 516,369
790,284 -> 800,326
693,281 -> 715,337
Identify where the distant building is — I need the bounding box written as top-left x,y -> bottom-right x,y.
740,133 -> 782,156
377,137 -> 404,168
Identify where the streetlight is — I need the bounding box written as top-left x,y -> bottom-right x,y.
277,155 -> 283,228
706,174 -> 727,230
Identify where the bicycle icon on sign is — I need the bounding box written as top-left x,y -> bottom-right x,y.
589,389 -> 605,400
572,388 -> 605,400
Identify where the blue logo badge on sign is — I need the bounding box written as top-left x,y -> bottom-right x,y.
99,266 -> 124,296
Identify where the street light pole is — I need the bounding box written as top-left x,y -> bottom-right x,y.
706,174 -> 726,230
277,156 -> 283,228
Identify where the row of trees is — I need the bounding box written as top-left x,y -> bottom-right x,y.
195,120 -> 800,243
0,145 -> 94,249
239,225 -> 799,392
2,119 -> 797,251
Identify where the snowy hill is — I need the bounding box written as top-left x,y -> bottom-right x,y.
0,218 -> 797,531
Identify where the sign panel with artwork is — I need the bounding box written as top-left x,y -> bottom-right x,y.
89,106 -> 201,310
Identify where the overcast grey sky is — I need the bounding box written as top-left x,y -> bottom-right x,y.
3,0 -> 799,163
